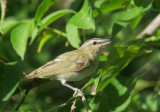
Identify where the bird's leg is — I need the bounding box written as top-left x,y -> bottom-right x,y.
61,79 -> 83,97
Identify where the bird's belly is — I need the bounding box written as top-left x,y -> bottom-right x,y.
56,60 -> 99,81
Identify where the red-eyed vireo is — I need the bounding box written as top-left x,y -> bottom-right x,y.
26,38 -> 111,96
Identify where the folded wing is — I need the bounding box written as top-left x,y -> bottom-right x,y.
26,50 -> 90,79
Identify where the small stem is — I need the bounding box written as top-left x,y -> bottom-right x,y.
70,99 -> 77,112
82,29 -> 86,43
15,87 -> 30,111
52,28 -> 67,37
76,92 -> 92,112
1,0 -> 7,22
47,27 -> 67,37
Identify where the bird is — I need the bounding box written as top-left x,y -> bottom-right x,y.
26,38 -> 111,96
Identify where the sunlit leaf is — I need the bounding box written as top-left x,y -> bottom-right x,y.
11,22 -> 33,60
93,0 -> 127,17
130,15 -> 142,29
30,9 -> 74,44
35,0 -> 55,24
37,33 -> 53,53
69,0 -> 95,30
66,0 -> 95,48
66,24 -> 80,48
0,18 -> 19,34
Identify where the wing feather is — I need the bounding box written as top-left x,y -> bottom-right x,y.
26,50 -> 90,79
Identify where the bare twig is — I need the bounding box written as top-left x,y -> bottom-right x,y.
76,92 -> 92,112
14,87 -> 30,111
70,99 -> 77,112
136,13 -> 160,39
70,91 -> 92,112
0,0 -> 7,22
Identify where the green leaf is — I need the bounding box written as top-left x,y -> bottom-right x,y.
98,43 -> 144,91
127,45 -> 141,53
111,5 -> 152,37
69,0 -> 95,30
93,0 -> 127,17
98,0 -> 125,13
134,0 -> 152,8
93,75 -> 138,112
66,0 -> 95,48
37,33 -> 53,53
130,15 -> 142,29
0,61 -> 25,110
0,18 -> 19,34
30,9 -> 74,44
66,24 -> 80,48
131,80 -> 159,112
11,22 -> 33,60
35,0 -> 55,24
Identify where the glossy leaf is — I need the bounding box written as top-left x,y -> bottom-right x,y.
66,0 -> 95,48
93,0 -> 127,17
69,0 -> 95,30
11,22 -> 33,60
30,9 -> 74,44
130,15 -> 142,29
92,75 -> 137,112
37,33 -> 53,53
0,18 -> 18,34
66,24 -> 80,48
35,0 -> 55,24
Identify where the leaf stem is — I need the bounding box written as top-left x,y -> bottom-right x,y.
0,0 -> 7,22
74,92 -> 92,112
82,28 -> 86,42
14,87 -> 30,111
47,27 -> 67,37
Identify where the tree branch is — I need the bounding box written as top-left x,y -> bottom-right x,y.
136,13 -> 160,39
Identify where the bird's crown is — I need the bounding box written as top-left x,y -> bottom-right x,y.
80,38 -> 111,48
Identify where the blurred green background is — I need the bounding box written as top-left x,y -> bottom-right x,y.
0,0 -> 160,111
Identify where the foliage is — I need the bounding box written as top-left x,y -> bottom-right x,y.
0,0 -> 160,111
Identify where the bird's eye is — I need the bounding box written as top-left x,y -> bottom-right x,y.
93,41 -> 97,45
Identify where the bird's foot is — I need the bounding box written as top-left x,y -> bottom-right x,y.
73,88 -> 83,97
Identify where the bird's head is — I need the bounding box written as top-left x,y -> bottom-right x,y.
80,38 -> 112,59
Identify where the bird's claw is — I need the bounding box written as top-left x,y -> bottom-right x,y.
73,88 -> 83,97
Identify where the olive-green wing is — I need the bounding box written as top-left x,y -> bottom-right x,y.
26,51 -> 90,79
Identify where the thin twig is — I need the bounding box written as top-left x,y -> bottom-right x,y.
82,29 -> 86,43
76,92 -> 92,112
46,27 -> 67,37
136,13 -> 160,39
0,0 -> 7,22
15,87 -> 30,111
70,98 -> 77,112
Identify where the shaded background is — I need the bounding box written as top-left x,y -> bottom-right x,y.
0,0 -> 160,111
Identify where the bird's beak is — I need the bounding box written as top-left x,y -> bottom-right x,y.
101,38 -> 112,46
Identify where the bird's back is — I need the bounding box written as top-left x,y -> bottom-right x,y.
26,49 -> 92,80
